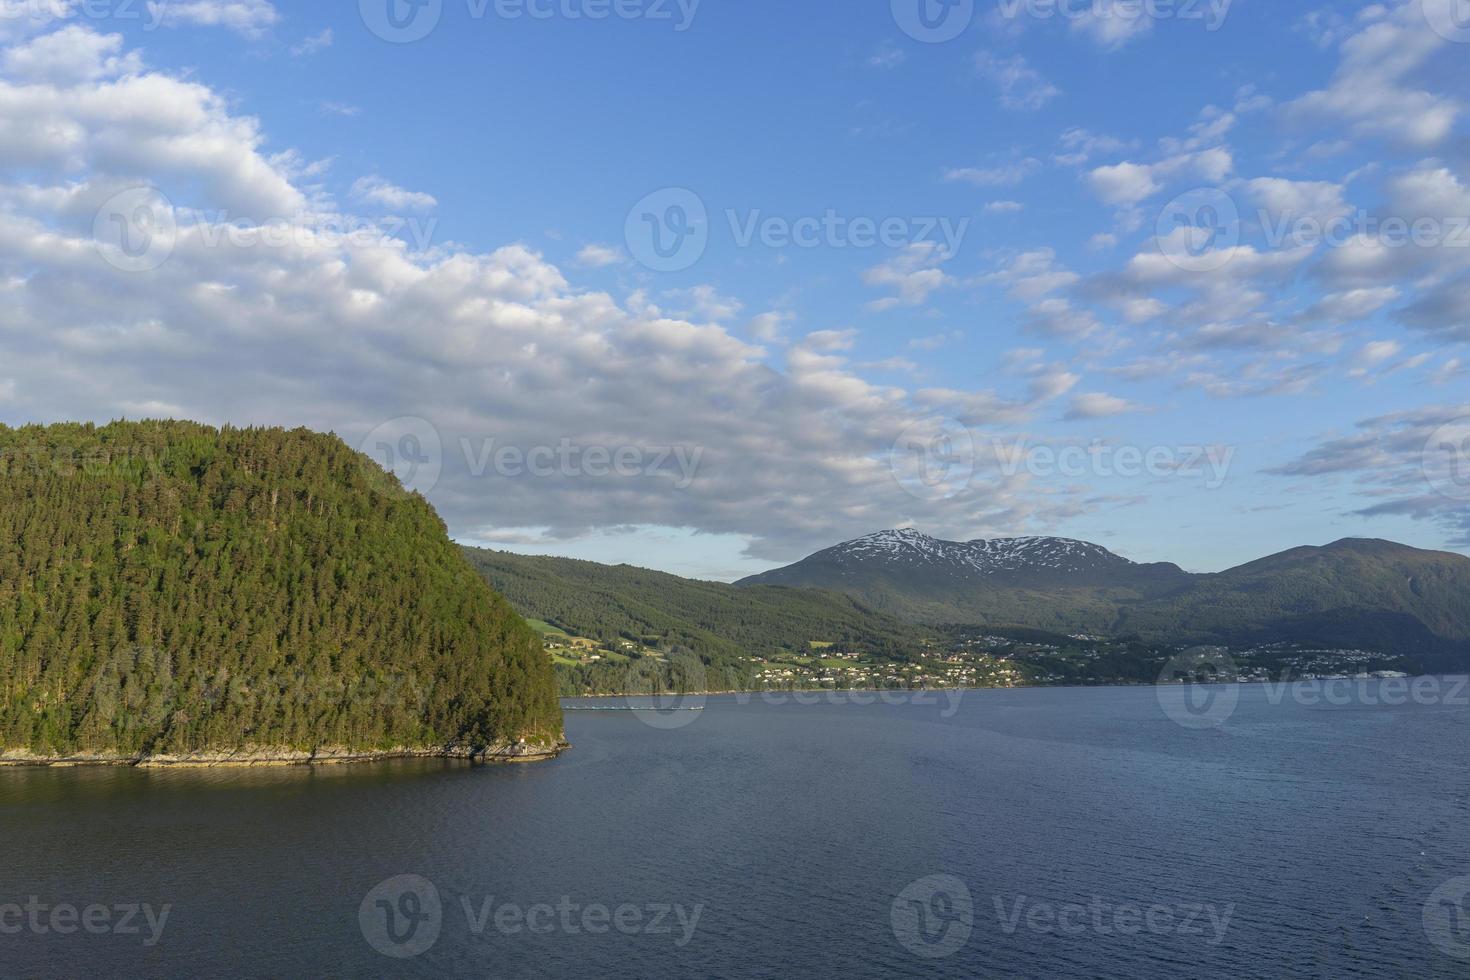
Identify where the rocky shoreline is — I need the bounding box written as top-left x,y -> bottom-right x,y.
0,738 -> 570,769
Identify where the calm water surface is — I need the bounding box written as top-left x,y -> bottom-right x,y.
3,683 -> 1469,977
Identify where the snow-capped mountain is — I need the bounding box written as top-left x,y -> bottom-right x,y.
737,529 -> 1191,625
821,529 -> 1136,575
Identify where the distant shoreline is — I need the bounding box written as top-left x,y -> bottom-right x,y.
559,673 -> 1451,700
0,740 -> 570,769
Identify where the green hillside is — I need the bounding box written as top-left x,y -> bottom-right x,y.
461,548 -> 936,693
1117,539 -> 1470,661
0,421 -> 562,761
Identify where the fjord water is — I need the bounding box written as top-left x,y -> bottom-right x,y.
3,684 -> 1469,978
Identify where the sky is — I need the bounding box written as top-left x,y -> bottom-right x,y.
1,0 -> 1469,580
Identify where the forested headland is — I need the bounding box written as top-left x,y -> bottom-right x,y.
0,421 -> 562,764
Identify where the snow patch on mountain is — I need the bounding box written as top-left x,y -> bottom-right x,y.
826,529 -> 1132,574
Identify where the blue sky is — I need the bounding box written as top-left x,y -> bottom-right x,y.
1,0 -> 1468,578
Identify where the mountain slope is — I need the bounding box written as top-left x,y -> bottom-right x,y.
1117,538 -> 1470,658
738,529 -> 1191,630
461,547 -> 936,692
0,421 -> 562,762
739,530 -> 1470,663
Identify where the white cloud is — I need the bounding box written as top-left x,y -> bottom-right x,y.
908,330 -> 962,351
863,242 -> 953,310
291,28 -> 333,57
1054,127 -> 1132,167
146,0 -> 280,37
868,42 -> 906,69
748,311 -> 793,342
944,158 -> 1042,187
984,200 -> 1025,214
1247,177 -> 1349,227
1298,287 -> 1400,323
1,25 -> 141,84
976,52 -> 1060,111
1069,0 -> 1156,49
1065,392 -> 1146,419
1348,339 -> 1403,377
575,243 -> 624,267
350,176 -> 437,211
664,285 -> 743,322
1286,1 -> 1458,148
0,54 -> 306,217
982,248 -> 1078,302
1086,148 -> 1234,207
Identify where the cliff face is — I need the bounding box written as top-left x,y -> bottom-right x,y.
0,421 -> 564,762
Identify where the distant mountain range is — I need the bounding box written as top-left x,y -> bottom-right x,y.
738,530 -> 1470,665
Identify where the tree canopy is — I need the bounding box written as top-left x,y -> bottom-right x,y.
0,421 -> 562,759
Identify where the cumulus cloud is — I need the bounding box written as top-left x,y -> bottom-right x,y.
1,25 -> 141,84
1086,148 -> 1234,207
1285,1 -> 1459,148
0,24 -> 1136,562
1270,405 -> 1470,545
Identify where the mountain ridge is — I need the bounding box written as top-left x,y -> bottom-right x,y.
736,529 -> 1470,664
